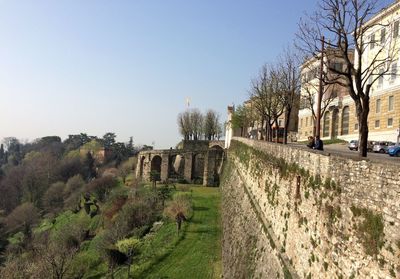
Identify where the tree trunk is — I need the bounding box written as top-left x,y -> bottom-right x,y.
283,107 -> 291,144
357,97 -> 370,157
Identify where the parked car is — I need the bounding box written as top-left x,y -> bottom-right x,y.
348,140 -> 374,152
388,145 -> 400,157
348,140 -> 358,151
372,141 -> 395,153
367,141 -> 375,152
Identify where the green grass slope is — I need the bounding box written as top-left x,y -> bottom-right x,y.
141,186 -> 222,279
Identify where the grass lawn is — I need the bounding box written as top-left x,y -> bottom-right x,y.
140,186 -> 222,279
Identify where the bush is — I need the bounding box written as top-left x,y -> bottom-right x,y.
5,203 -> 39,234
164,193 -> 192,221
108,199 -> 157,241
116,237 -> 140,256
86,176 -> 118,202
64,175 -> 85,197
42,182 -> 65,214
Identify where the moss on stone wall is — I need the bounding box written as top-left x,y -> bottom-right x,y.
350,205 -> 385,256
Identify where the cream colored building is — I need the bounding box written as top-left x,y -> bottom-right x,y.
298,1 -> 400,143
298,49 -> 354,141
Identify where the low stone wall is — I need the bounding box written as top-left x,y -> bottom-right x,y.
222,137 -> 400,278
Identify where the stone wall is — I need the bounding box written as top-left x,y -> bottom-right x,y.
136,146 -> 224,186
222,137 -> 400,278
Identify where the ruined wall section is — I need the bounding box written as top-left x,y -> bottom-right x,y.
222,137 -> 400,278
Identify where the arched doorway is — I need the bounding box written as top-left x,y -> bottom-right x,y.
341,106 -> 350,135
191,153 -> 205,183
150,155 -> 162,177
323,111 -> 330,138
168,154 -> 185,179
210,145 -> 224,185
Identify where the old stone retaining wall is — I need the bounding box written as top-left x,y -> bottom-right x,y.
222,137 -> 400,278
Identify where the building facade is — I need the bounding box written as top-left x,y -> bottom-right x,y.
298,1 -> 400,143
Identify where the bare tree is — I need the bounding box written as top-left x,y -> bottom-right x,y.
190,108 -> 204,140
177,109 -> 205,140
300,54 -> 343,136
277,47 -> 301,144
177,110 -> 192,140
297,0 -> 399,156
203,110 -> 221,140
250,65 -> 285,142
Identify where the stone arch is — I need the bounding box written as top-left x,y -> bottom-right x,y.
191,153 -> 205,183
323,111 -> 330,138
168,154 -> 185,179
151,155 -> 162,174
210,145 -> 224,151
139,156 -> 145,177
341,106 -> 350,135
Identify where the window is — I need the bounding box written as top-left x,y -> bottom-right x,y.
323,112 -> 330,137
306,117 -> 308,127
391,63 -> 397,82
378,68 -> 384,87
368,74 -> 373,85
388,118 -> 393,127
370,34 -> 375,49
394,21 -> 399,38
376,99 -> 381,113
389,95 -> 394,111
300,97 -> 308,110
354,123 -> 359,131
300,119 -> 303,127
381,28 -> 386,44
331,62 -> 343,72
375,120 -> 380,128
341,106 -> 350,135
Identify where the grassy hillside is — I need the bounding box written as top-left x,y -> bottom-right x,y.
138,186 -> 222,279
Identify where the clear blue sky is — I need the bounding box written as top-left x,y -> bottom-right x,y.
0,0 -> 325,148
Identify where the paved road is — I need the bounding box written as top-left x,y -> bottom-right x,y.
290,142 -> 400,165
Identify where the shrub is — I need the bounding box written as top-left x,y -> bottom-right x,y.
116,237 -> 140,256
64,175 -> 85,197
86,176 -> 118,202
164,193 -> 192,221
5,203 -> 39,235
42,182 -> 65,213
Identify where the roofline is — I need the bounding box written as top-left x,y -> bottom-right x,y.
364,1 -> 400,27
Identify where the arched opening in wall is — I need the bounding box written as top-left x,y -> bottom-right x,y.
150,155 -> 162,181
341,106 -> 349,135
139,156 -> 145,177
191,153 -> 204,184
210,146 -> 224,186
332,109 -> 339,138
323,111 -> 330,138
168,154 -> 185,179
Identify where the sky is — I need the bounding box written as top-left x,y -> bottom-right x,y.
0,0 -> 348,148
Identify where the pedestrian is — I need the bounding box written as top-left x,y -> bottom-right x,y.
314,135 -> 324,151
306,136 -> 314,149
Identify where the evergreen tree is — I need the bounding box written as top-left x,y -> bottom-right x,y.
84,152 -> 96,181
0,144 -> 4,165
